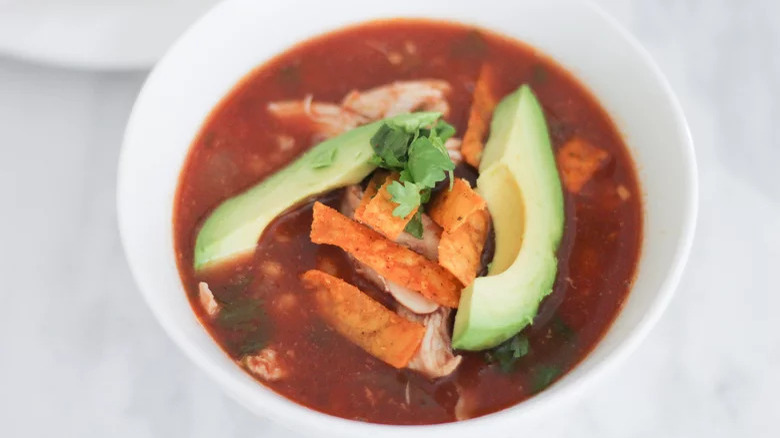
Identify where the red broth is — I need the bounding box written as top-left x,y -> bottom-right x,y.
174,19 -> 642,424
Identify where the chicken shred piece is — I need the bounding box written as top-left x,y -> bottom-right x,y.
341,80 -> 452,120
445,137 -> 463,166
398,306 -> 462,378
454,384 -> 478,421
268,80 -> 452,141
242,348 -> 287,381
395,213 -> 441,262
198,282 -> 220,318
267,97 -> 368,139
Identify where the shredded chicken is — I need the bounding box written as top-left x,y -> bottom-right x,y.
341,80 -> 452,120
445,137 -> 463,166
198,282 -> 220,318
242,348 -> 287,381
454,384 -> 478,421
398,306 -> 462,379
267,97 -> 368,139
340,186 -> 439,314
617,184 -> 631,201
276,134 -> 295,152
268,80 -> 452,142
394,213 -> 441,262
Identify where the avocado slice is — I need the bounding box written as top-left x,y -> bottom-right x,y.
193,112 -> 441,270
452,85 -> 564,350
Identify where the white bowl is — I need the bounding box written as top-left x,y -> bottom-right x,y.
117,0 -> 697,436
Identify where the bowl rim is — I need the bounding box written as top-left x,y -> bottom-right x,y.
118,0 -> 698,435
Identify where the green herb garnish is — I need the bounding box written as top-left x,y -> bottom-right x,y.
403,211 -> 424,238
485,334 -> 530,373
239,327 -> 269,355
549,315 -> 576,342
311,148 -> 337,169
369,112 -> 456,232
216,298 -> 264,329
531,365 -> 561,393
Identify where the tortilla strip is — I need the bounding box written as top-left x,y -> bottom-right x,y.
461,64 -> 498,168
355,173 -> 417,240
556,137 -> 609,193
302,270 -> 425,368
355,172 -> 386,219
428,178 -> 486,232
438,209 -> 490,286
311,202 -> 462,308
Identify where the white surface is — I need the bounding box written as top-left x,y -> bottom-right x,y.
0,0 -> 218,69
0,0 -> 777,437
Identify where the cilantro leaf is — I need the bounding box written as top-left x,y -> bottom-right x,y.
311,147 -> 337,169
399,168 -> 414,183
531,365 -> 561,393
420,188 -> 432,204
386,180 -> 421,217
404,211 -> 424,238
217,298 -> 264,330
408,136 -> 455,188
434,119 -> 456,142
370,124 -> 411,169
388,112 -> 442,133
485,334 -> 530,373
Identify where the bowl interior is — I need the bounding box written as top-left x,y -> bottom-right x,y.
118,0 -> 696,436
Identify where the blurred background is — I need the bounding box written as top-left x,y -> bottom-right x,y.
0,0 -> 777,437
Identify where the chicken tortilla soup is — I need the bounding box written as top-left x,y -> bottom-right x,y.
174,19 -> 642,424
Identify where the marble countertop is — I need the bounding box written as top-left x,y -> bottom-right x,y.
1,1 -> 777,436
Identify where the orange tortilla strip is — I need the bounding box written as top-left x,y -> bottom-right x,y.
302,270 -> 425,368
438,209 -> 490,286
428,178 -> 486,232
355,172 -> 386,218
556,137 -> 609,193
311,202 -> 462,308
355,173 -> 417,240
461,64 -> 498,168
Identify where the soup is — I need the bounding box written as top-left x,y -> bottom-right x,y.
174,19 -> 641,425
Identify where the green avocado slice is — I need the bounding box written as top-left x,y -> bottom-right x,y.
452,85 -> 565,350
193,112 -> 441,270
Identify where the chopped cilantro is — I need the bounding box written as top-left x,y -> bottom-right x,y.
277,63 -> 301,87
451,30 -> 488,58
386,180 -> 421,217
370,124 -> 410,168
485,334 -> 530,373
387,112 -> 442,133
531,365 -> 561,393
408,136 -> 455,188
404,211 -> 424,238
217,298 -> 264,329
550,315 -> 576,342
433,119 -> 456,142
531,64 -> 548,84
239,327 -> 268,355
311,148 -> 337,169
368,111 -> 457,233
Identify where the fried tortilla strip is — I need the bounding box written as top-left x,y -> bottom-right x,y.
461,64 -> 498,167
355,172 -> 386,219
556,137 -> 609,193
438,209 -> 490,286
428,178 -> 487,232
302,270 -> 425,368
355,173 -> 417,240
311,202 -> 462,308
